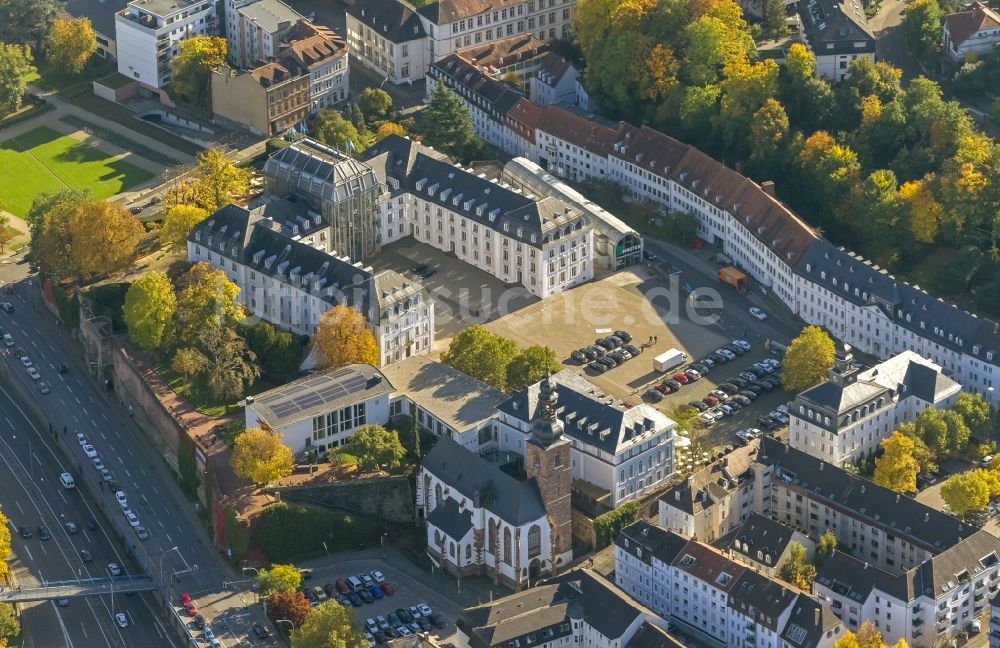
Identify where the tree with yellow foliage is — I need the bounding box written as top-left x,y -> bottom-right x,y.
48,16 -> 97,74
166,148 -> 251,213
33,197 -> 143,278
897,177 -> 942,244
375,121 -> 407,141
872,431 -> 920,493
160,204 -> 209,250
231,427 -> 294,486
833,620 -> 908,648
173,262 -> 244,344
170,35 -> 227,107
781,325 -> 836,391
313,305 -> 379,368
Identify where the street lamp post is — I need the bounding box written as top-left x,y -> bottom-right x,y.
159,546 -> 181,585
241,567 -> 259,604
275,618 -> 294,637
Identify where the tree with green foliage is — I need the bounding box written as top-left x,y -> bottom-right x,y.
257,563 -> 302,597
0,0 -> 61,52
347,425 -> 406,472
781,326 -> 836,391
123,272 -> 176,351
506,345 -> 560,391
592,501 -> 640,549
0,42 -> 34,114
422,82 -> 483,162
952,392 -> 996,438
902,0 -> 942,60
358,87 -> 392,122
194,326 -> 260,401
160,204 -> 208,251
815,529 -> 837,566
682,15 -> 754,87
0,601 -> 18,641
241,320 -> 302,381
748,98 -> 789,176
0,211 -> 12,254
778,43 -> 832,132
291,599 -> 367,648
267,591 -> 312,633
165,148 -> 252,213
778,542 -> 816,590
48,16 -> 97,74
873,431 -> 920,493
313,109 -> 364,153
231,426 -> 294,486
896,421 -> 938,475
172,346 -> 207,380
762,0 -> 788,37
170,35 -> 227,107
940,469 -> 992,516
441,325 -> 519,391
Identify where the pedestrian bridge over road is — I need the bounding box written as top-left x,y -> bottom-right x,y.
0,576 -> 158,603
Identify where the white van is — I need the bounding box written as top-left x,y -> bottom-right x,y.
2,334 -> 12,348
59,472 -> 75,489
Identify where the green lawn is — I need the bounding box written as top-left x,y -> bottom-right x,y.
0,126 -> 154,217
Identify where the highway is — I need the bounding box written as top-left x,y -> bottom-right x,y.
0,252 -> 269,648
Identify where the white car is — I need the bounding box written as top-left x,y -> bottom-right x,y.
107,563 -> 122,577
732,339 -> 751,351
115,612 -> 128,628
697,412 -> 716,425
93,457 -> 105,471
115,490 -> 128,509
125,511 -> 141,528
716,348 -> 736,360
417,603 -> 433,617
409,605 -> 422,620
749,307 -> 767,320
370,570 -> 385,583
26,367 -> 40,380
365,618 -> 379,634
82,444 -> 98,459
18,356 -> 31,367
76,433 -> 87,445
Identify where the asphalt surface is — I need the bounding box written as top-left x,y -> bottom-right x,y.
0,252 -> 271,647
0,369 -> 168,648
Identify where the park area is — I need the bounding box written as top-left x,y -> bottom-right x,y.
0,125 -> 154,217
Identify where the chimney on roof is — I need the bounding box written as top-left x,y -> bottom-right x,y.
761,181 -> 776,197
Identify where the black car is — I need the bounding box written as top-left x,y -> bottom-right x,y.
609,351 -> 627,363
358,588 -> 374,604
571,349 -> 588,363
664,379 -> 682,391
709,352 -> 728,363
417,617 -> 432,631
58,363 -> 69,374
252,623 -> 271,640
302,588 -> 317,604
587,361 -> 607,374
614,330 -> 633,343
644,388 -> 664,402
18,526 -> 31,539
595,337 -> 616,350
732,395 -> 752,407
728,376 -> 749,389
756,381 -> 777,393
598,356 -> 617,368
347,592 -> 363,607
738,390 -> 758,401
579,347 -> 598,361
81,549 -> 93,563
623,343 -> 640,356
717,383 -> 738,395
38,526 -> 50,541
724,344 -> 746,356
86,519 -> 98,531
588,345 -> 607,358
688,400 -> 709,412
757,416 -> 779,430
396,608 -> 414,624
428,613 -> 446,629
689,362 -> 709,374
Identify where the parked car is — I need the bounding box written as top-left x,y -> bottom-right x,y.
732,339 -> 751,351
115,613 -> 128,628
717,383 -> 738,395
588,345 -> 607,358
697,412 -> 716,425
598,356 -> 617,369
655,382 -> 674,395
312,586 -> 328,602
738,390 -> 758,401
703,394 -> 720,406
348,592 -> 363,607
727,376 -> 749,388
587,361 -> 607,374
623,343 -> 641,357
664,379 -> 683,391
579,347 -> 598,362
709,352 -> 727,364
379,581 -> 395,596
688,400 -> 708,412
644,388 -> 664,402
335,578 -> 350,594
710,389 -> 729,401
358,588 -> 374,604
396,608 -> 413,623
614,330 -> 632,343
684,369 -> 701,382
739,371 -> 759,382
571,349 -> 588,363
716,348 -> 737,360
672,373 -> 690,384
369,586 -> 384,600
724,344 -> 746,356
609,351 -> 627,364
732,395 -> 752,407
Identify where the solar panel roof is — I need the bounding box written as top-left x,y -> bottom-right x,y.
248,364 -> 393,426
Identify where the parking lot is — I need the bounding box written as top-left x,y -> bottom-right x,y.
294,553 -> 466,646
371,238 -> 539,342
482,268 -> 793,449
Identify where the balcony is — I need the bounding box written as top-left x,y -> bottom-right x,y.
912,617 -> 923,627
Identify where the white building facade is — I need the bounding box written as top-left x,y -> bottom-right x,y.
943,2 -> 1000,62
225,0 -> 303,69
115,0 -> 217,88
346,0 -> 429,84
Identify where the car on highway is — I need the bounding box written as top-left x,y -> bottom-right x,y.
37,526 -> 50,541
125,511 -> 141,527
107,563 -> 122,577
749,307 -> 768,320
38,381 -> 50,394
93,458 -> 105,471
18,356 -> 30,367
135,526 -> 150,540
82,444 -> 97,458
100,468 -> 114,482
80,549 -> 93,562
65,522 -> 78,534
18,526 -> 31,539
26,367 -> 40,380
56,598 -> 69,607
115,491 -> 128,508
75,432 -> 87,445
115,613 -> 128,628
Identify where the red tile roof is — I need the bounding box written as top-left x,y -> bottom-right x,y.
944,1 -> 1000,45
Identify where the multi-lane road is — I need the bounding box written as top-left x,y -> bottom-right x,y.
0,252 -> 268,647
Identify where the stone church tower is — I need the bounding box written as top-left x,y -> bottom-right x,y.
525,374 -> 573,577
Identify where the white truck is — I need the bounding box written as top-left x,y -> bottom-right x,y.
653,348 -> 687,373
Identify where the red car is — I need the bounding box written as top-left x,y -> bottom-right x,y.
179,593 -> 192,605
655,382 -> 675,395
185,604 -> 199,616
703,394 -> 720,406
335,578 -> 351,595
672,373 -> 690,384
380,581 -> 395,596
690,238 -> 706,250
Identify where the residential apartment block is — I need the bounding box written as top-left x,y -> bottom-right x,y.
455,33 -> 550,82
345,0 -> 429,84
991,592 -> 1000,648
615,520 -> 847,648
724,511 -> 815,578
115,0 -> 217,88
798,0 -> 876,82
277,21 -> 349,110
187,199 -> 434,367
814,533 -> 1000,647
224,0 -> 302,69
212,61 -> 310,137
790,345 -> 961,466
430,54 -> 1000,412
943,1 -> 1000,62
495,369 -> 676,509
359,135 -> 595,298
244,364 -> 392,455
456,569 -> 675,648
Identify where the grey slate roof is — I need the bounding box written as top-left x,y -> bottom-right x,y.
346,0 -> 426,43
498,370 -> 673,454
421,437 -> 546,526
660,440 -> 759,516
430,54 -> 527,117
426,496 -> 473,541
781,595 -> 844,647
799,0 -> 875,56
727,512 -> 798,568
815,550 -> 908,603
615,520 -> 689,567
624,622 -> 685,648
795,240 -> 1000,371
729,569 -> 800,632
759,437 -> 977,553
359,136 -> 588,249
65,0 -> 128,39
